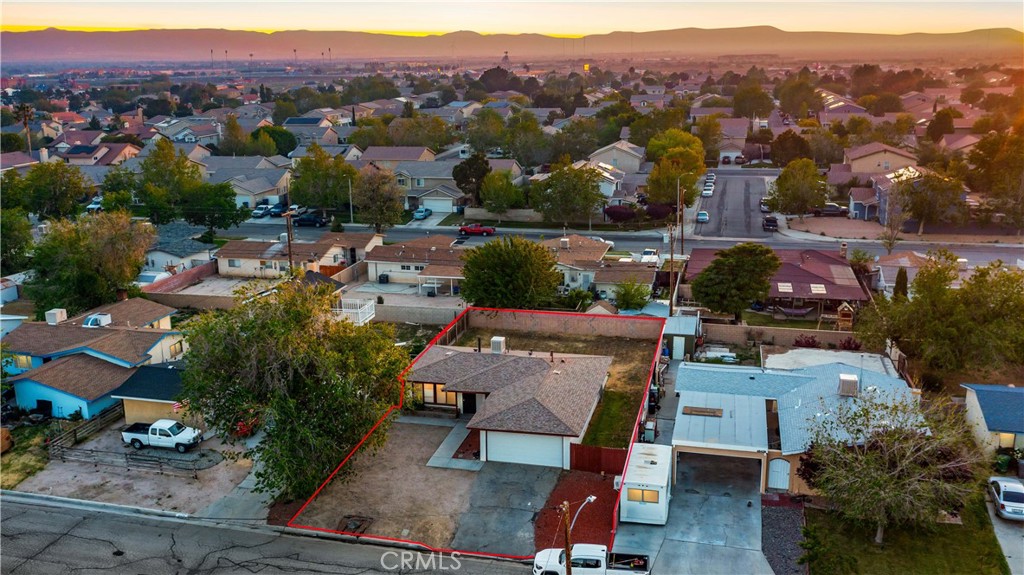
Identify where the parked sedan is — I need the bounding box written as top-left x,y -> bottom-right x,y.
289,204 -> 308,215
696,211 -> 710,223
588,236 -> 615,250
412,207 -> 433,220
989,477 -> 1024,521
293,213 -> 329,227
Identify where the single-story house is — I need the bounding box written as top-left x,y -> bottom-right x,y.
673,361 -> 911,494
67,298 -> 177,330
111,363 -> 187,425
961,384 -> 1024,454
146,222 -> 217,272
408,342 -> 612,469
3,313 -> 185,418
365,235 -> 465,286
842,142 -> 917,174
216,232 -> 381,279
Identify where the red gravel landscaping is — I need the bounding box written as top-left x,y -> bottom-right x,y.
534,471 -> 619,551
453,428 -> 480,460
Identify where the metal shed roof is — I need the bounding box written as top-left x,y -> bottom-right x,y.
673,391 -> 769,452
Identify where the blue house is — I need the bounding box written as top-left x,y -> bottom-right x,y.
962,384 -> 1024,455
3,299 -> 184,419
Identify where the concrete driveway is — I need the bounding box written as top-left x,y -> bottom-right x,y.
614,453 -> 773,575
450,462 -> 560,557
987,499 -> 1024,575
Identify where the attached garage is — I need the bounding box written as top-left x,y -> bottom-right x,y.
484,431 -> 565,468
421,197 -> 454,213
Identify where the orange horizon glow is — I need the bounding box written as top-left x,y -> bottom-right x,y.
0,25 -> 592,38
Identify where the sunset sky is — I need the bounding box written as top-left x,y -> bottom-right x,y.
2,1 -> 1021,36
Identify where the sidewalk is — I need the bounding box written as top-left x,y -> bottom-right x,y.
196,431 -> 275,524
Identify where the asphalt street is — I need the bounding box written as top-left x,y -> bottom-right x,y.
0,499 -> 530,575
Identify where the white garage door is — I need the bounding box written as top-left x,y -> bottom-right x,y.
768,458 -> 791,490
422,198 -> 454,213
487,431 -> 563,468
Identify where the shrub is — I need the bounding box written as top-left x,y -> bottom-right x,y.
645,203 -> 672,220
838,336 -> 862,351
67,409 -> 83,422
330,217 -> 345,232
794,334 -> 820,348
604,205 -> 636,223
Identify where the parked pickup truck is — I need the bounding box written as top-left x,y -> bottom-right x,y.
459,223 -> 496,236
639,248 -> 660,264
534,544 -> 649,575
812,202 -> 849,217
122,419 -> 203,453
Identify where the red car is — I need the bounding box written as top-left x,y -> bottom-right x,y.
459,223 -> 496,236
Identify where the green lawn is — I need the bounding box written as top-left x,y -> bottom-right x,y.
211,235 -> 246,248
742,310 -> 821,330
582,391 -> 638,447
804,497 -> 1010,575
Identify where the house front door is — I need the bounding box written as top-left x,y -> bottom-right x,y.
462,393 -> 477,415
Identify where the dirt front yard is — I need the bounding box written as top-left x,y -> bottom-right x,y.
786,216 -> 1023,245
15,422 -> 252,515
293,422 -> 477,549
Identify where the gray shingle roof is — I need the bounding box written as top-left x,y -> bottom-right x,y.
111,363 -> 183,402
962,384 -> 1024,434
410,345 -> 612,436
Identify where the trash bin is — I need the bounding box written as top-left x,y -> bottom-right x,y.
996,454 -> 1011,473
378,273 -> 389,284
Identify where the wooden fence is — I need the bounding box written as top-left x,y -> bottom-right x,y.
48,403 -> 125,450
48,445 -> 199,479
570,443 -> 628,475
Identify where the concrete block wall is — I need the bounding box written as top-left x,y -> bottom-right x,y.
705,323 -> 856,348
466,308 -> 664,341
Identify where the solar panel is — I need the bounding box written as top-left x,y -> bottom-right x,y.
777,282 -> 793,293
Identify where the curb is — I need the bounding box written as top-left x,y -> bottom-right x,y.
1,490 -> 531,564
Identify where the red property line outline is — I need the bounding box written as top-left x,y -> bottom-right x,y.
287,306 -> 667,562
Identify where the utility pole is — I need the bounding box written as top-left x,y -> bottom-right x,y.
561,501 -> 573,575
347,176 -> 355,224
284,212 -> 295,274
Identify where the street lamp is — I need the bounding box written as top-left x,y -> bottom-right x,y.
570,495 -> 597,531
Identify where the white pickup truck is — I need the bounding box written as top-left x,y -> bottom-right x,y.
533,544 -> 650,575
121,419 -> 203,453
639,248 -> 660,264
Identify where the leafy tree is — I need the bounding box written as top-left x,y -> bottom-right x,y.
348,118 -> 390,150
138,138 -> 202,224
25,212 -> 155,316
531,163 -> 605,226
339,75 -> 400,105
251,126 -> 298,156
101,133 -> 145,148
893,267 -> 908,299
613,277 -> 651,310
181,280 -> 407,499
1,133 -> 26,153
291,143 -> 359,217
778,78 -> 821,117
23,161 -> 90,220
807,129 -> 844,166
466,108 -> 506,153
627,108 -> 688,149
732,83 -> 775,118
479,170 -> 522,223
217,115 -> 249,156
271,99 -> 299,126
801,392 -> 983,545
504,110 -> 549,166
249,132 -> 278,157
100,166 -> 139,212
694,116 -> 723,162
646,128 -> 700,163
453,152 -> 492,206
180,182 -> 249,238
767,159 -> 825,221
925,108 -> 958,143
0,208 -> 33,275
770,130 -> 812,167
1,170 -> 27,210
0,108 -> 14,127
352,168 -> 404,233
878,176 -> 911,254
142,98 -> 174,118
905,172 -> 963,235
968,130 -> 1024,233
88,115 -> 102,130
460,235 -> 560,309
550,118 -> 599,162
691,243 -> 781,322
646,144 -> 706,207
389,115 -> 455,150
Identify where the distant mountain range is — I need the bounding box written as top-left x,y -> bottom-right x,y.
2,26 -> 1022,64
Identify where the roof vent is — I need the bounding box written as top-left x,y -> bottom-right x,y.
44,308 -> 67,326
83,313 -> 112,328
839,374 -> 859,397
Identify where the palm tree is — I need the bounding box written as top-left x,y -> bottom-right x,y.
13,103 -> 34,156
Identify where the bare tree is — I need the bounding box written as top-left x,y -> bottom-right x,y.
878,178 -> 911,254
799,393 -> 984,545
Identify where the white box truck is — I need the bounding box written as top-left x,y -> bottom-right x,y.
619,443 -> 672,525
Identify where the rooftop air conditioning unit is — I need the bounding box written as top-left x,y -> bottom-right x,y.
490,336 -> 506,355
44,308 -> 67,326
83,313 -> 112,328
560,237 -> 570,249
